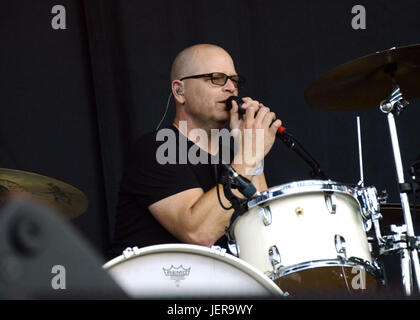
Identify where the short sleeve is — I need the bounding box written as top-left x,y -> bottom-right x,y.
120,132 -> 202,208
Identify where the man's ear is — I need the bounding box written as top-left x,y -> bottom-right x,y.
172,80 -> 185,104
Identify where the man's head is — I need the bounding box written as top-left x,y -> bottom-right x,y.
171,44 -> 243,130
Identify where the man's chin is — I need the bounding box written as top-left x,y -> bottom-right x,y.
211,116 -> 229,129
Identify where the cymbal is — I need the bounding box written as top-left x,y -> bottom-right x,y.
304,44 -> 420,110
0,168 -> 88,219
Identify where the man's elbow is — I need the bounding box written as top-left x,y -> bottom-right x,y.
183,231 -> 216,248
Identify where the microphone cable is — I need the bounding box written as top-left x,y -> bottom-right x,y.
214,163 -> 233,211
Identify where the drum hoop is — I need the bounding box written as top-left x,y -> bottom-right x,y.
103,243 -> 285,296
272,258 -> 382,281
248,180 -> 358,209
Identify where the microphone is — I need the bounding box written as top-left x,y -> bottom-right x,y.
226,96 -> 246,118
226,96 -> 287,136
221,164 -> 256,199
226,96 -> 327,180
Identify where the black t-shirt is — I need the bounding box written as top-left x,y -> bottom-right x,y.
109,125 -> 230,258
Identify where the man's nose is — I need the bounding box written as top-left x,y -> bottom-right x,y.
223,78 -> 237,93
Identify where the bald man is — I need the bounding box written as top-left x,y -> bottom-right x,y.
109,44 -> 281,257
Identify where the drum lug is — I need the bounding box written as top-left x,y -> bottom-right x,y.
122,246 -> 141,259
334,234 -> 347,260
325,191 -> 337,214
258,206 -> 272,226
228,241 -> 240,257
210,245 -> 227,257
364,219 -> 372,232
268,245 -> 282,276
367,236 -> 375,253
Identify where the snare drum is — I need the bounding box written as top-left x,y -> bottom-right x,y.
103,244 -> 285,298
229,180 -> 382,296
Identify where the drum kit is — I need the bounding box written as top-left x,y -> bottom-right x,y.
104,44 -> 420,299
2,45 -> 420,299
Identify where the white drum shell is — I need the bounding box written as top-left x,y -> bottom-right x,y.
103,244 -> 284,298
233,188 -> 372,276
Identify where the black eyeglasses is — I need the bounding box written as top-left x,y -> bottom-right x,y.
179,72 -> 246,88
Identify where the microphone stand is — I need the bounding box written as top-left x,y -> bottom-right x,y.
278,132 -> 328,180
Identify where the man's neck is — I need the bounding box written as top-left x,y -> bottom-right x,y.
172,117 -> 223,156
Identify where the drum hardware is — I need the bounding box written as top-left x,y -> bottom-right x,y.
227,240 -> 240,257
305,44 -> 420,296
378,84 -> 420,296
377,224 -> 420,294
334,234 -> 347,260
357,186 -> 388,253
324,191 -> 337,214
356,186 -> 388,238
399,183 -> 419,195
364,219 -> 372,233
248,180 -> 357,209
371,211 -> 386,246
378,225 -> 420,255
258,206 -> 272,226
122,246 -> 141,259
268,245 -> 282,278
276,256 -> 380,282
379,85 -> 409,115
210,245 -> 227,257
356,187 -> 378,219
295,207 -> 304,217
346,257 -> 384,282
367,236 -> 375,253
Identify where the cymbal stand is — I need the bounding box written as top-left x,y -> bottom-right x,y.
379,85 -> 420,296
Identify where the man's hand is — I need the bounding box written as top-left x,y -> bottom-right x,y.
229,97 -> 282,176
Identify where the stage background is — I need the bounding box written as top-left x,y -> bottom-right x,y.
1,0 -> 419,290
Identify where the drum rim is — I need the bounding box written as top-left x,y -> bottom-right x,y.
272,258 -> 382,281
248,179 -> 359,209
103,243 -> 285,296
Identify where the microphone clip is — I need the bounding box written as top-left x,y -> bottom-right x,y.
221,164 -> 257,199
218,166 -> 248,215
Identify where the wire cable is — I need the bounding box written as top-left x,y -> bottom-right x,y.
155,92 -> 173,130
214,164 -> 233,210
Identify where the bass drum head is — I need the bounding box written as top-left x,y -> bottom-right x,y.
103,244 -> 285,298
